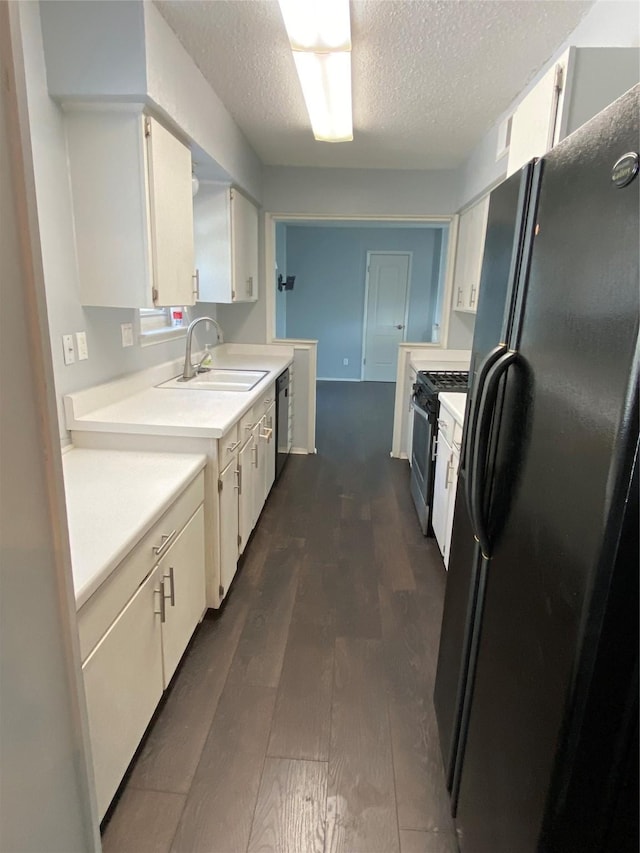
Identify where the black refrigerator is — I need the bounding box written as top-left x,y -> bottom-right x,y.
434,85 -> 639,853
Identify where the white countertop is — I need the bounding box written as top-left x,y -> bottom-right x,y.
64,345 -> 293,439
439,392 -> 467,426
63,448 -> 207,608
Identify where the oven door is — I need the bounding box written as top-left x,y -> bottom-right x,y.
410,397 -> 436,535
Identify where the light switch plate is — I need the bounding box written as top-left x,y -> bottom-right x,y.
121,323 -> 134,348
62,334 -> 75,365
76,331 -> 88,360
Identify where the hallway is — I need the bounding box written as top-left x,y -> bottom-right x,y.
102,381 -> 458,853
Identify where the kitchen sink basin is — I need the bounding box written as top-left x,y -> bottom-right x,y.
157,368 -> 268,392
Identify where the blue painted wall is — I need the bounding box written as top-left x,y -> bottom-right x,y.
284,225 -> 446,379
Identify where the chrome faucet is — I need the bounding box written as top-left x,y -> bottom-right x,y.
181,316 -> 224,381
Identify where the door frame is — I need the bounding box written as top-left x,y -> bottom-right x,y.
361,250 -> 413,381
264,213 -> 456,349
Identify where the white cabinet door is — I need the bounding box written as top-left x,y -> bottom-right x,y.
251,417 -> 265,527
263,400 -> 276,498
238,436 -> 254,554
64,108 -> 195,308
432,431 -> 453,557
193,184 -> 258,304
218,457 -> 239,599
231,188 -> 259,302
82,566 -> 164,819
146,116 -> 196,307
453,197 -> 489,314
443,450 -> 460,568
507,59 -> 566,177
159,505 -> 206,686
452,210 -> 471,312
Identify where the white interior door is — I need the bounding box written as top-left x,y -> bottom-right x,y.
363,252 -> 410,381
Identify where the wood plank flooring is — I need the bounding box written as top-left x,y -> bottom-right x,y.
102,381 -> 459,853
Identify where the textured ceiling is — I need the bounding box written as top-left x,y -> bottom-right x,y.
155,0 -> 593,170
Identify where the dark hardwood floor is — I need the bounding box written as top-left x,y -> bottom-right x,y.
102,381 -> 458,853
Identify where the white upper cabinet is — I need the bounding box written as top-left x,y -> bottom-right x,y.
507,47 -> 640,177
193,183 -> 259,303
65,107 -> 196,308
452,195 -> 490,315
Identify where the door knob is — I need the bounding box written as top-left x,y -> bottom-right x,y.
395,324 -> 404,330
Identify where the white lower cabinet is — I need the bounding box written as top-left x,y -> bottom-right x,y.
264,400 -> 276,495
218,457 -> 240,596
432,405 -> 463,568
158,506 -> 206,685
432,432 -> 454,557
82,566 -> 164,819
237,434 -> 254,555
81,481 -> 206,821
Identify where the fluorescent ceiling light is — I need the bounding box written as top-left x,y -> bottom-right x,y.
293,52 -> 352,142
278,0 -> 351,51
278,0 -> 353,143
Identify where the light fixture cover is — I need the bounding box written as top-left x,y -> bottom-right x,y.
292,51 -> 353,142
278,0 -> 351,51
278,0 -> 353,142
191,172 -> 200,197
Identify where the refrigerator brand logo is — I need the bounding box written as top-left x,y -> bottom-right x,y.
611,152 -> 639,188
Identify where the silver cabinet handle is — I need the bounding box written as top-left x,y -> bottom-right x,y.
153,529 -> 177,558
245,422 -> 255,432
452,438 -> 462,453
446,454 -> 454,487
164,566 -> 175,606
227,440 -> 241,453
437,418 -> 448,430
234,467 -> 240,492
193,269 -> 200,300
253,443 -> 259,468
456,287 -> 463,306
432,436 -> 439,461
155,581 -> 166,623
260,426 -> 273,441
470,285 -> 477,307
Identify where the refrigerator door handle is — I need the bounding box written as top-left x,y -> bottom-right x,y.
462,344 -> 507,532
470,349 -> 518,558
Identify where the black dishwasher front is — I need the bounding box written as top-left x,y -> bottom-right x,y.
275,369 -> 290,480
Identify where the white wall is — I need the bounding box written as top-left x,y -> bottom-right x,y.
25,0 -> 269,443
20,2 -> 192,445
143,2 -> 263,202
263,166 -> 460,217
1,7 -> 98,849
458,0 -> 640,208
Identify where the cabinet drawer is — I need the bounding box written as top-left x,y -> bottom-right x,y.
253,382 -> 276,421
219,422 -> 240,461
77,472 -> 205,662
437,406 -> 463,452
83,566 -> 164,819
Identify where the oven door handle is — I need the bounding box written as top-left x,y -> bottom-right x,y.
410,397 -> 432,423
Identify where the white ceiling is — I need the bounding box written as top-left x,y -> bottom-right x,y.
155,0 -> 593,171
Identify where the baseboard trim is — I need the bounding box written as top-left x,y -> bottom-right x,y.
316,377 -> 361,382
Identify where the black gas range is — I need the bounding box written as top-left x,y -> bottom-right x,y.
410,370 -> 469,535
413,370 -> 470,412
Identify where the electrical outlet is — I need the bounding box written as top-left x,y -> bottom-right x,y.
62,334 -> 75,365
76,331 -> 88,361
343,358 -> 349,366
121,323 -> 134,347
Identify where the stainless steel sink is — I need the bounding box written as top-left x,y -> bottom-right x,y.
157,368 -> 268,392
